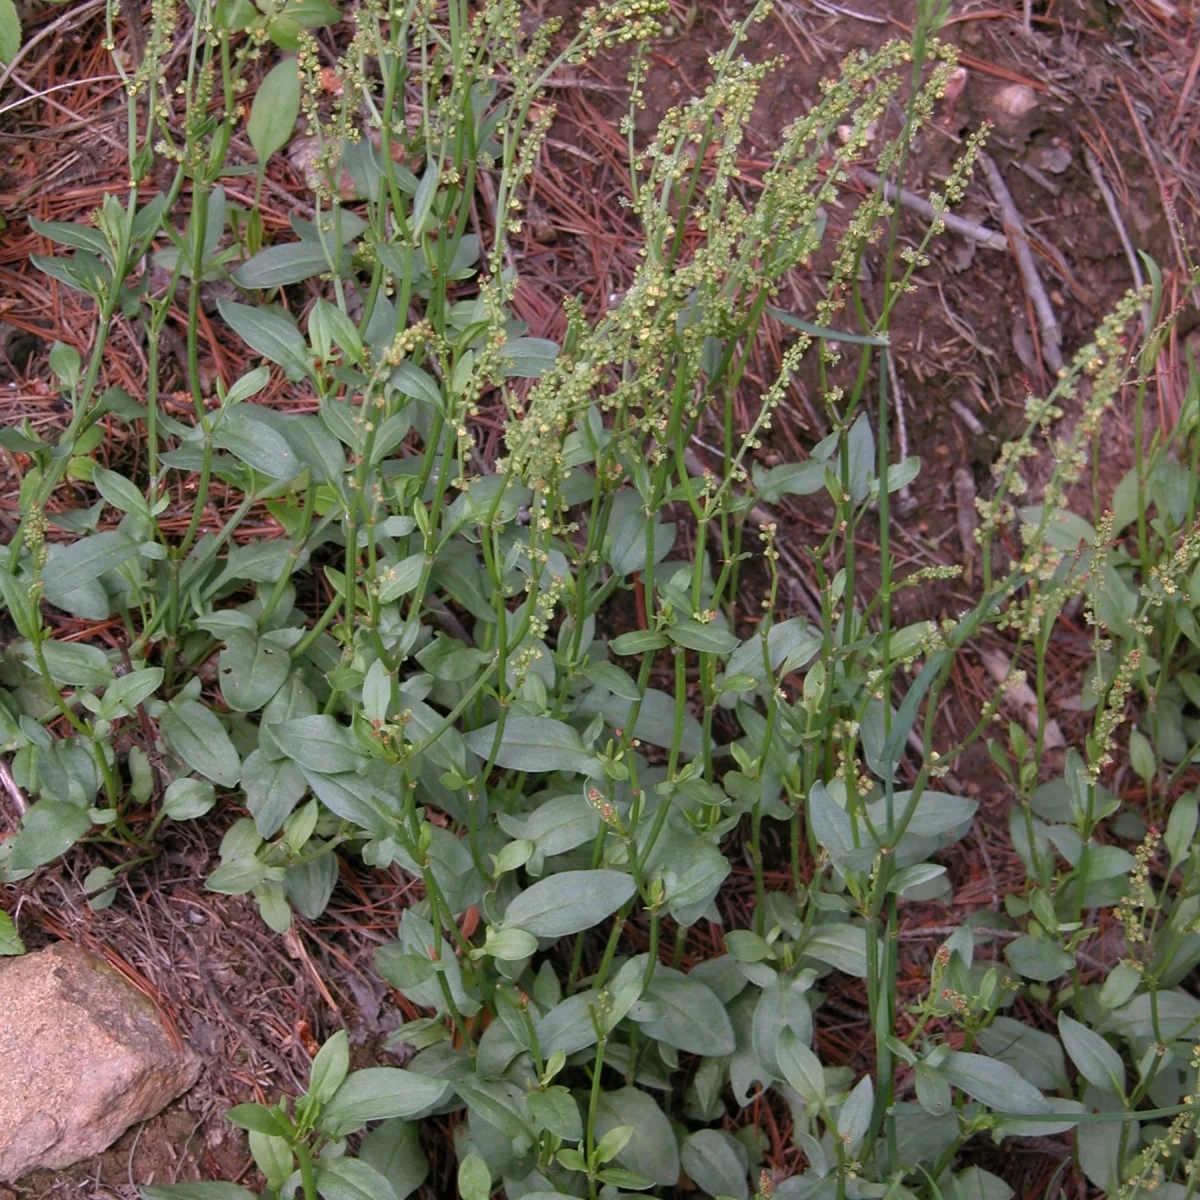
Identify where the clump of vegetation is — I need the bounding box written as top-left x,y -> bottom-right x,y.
2,0 -> 1200,1198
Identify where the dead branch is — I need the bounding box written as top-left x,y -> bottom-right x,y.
979,151 -> 1064,375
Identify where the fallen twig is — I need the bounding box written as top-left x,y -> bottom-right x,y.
0,756 -> 27,817
886,351 -> 916,515
978,151 -> 1064,375
979,648 -> 1065,750
949,399 -> 985,437
1084,146 -> 1149,329
854,168 -> 1010,251
1117,78 -> 1200,309
953,465 -> 977,584
0,0 -> 107,94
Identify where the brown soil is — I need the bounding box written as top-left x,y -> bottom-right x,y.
1,0 -> 1199,1196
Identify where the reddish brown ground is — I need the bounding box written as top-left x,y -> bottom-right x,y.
1,0 -> 1199,1196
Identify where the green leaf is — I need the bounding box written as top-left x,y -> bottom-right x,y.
207,859 -> 269,895
305,1029 -> 350,1107
801,924 -> 869,977
607,491 -> 675,576
883,455 -> 921,494
32,251 -> 111,296
657,833 -> 730,926
915,1060 -> 953,1115
846,412 -> 874,503
1098,961 -> 1142,1011
668,620 -> 738,655
949,1167 -> 1014,1200
976,1017 -> 1068,1092
501,336 -> 558,378
270,714 -> 364,774
536,992 -> 601,1057
213,409 -> 299,478
389,361 -> 442,407
580,687 -> 702,755
234,240 -> 331,288
1021,504 -> 1097,553
0,909 -> 25,955
314,1156 -> 399,1200
630,968 -> 735,1056
752,459 -> 826,504
1166,792 -> 1197,867
320,1068 -> 449,1136
609,630 -> 668,656
377,553 -> 425,603
1104,991 -> 1200,1040
595,1167 -> 654,1191
483,926 -> 537,961
778,1028 -> 825,1103
217,299 -> 311,381
249,1131 -> 293,1191
50,342 -> 82,390
557,1148 -> 587,1173
93,467 -> 151,517
941,1051 -> 1050,1114
2,1 -> 27,63
219,630 -> 291,712
226,366 -> 271,405
9,800 -> 92,871
255,880 -> 292,932
31,640 -> 113,689
888,863 -> 947,895
162,778 -> 217,821
464,716 -> 599,777
454,1077 -> 531,1141
581,661 -> 641,700
724,929 -> 775,963
527,1086 -> 582,1143
1128,728 -> 1155,788
0,566 -> 37,638
286,848 -> 337,919
359,1120 -> 428,1200
1004,934 -> 1074,982
40,530 -> 139,600
248,56 -> 301,162
768,305 -> 890,346
161,699 -> 241,787
268,0 -> 340,49
226,1103 -> 288,1136
104,666 -> 163,712
837,1074 -> 874,1155
680,1130 -> 748,1200
503,869 -> 635,939
139,1187 -> 259,1200
26,219 -> 109,254
457,1152 -> 491,1200
594,1125 -> 634,1164
1058,1012 -> 1125,1097
594,1087 -> 680,1187
243,751 -> 308,838
375,948 -> 437,989
311,298 -> 363,363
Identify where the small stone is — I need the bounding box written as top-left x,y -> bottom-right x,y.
943,66 -> 968,107
988,83 -> 1039,141
1030,140 -> 1072,175
288,136 -> 358,200
0,943 -> 201,1183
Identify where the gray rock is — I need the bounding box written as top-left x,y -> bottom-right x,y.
0,942 -> 201,1182
988,83 -> 1040,144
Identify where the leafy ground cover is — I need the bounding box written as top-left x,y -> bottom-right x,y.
1,0 -> 1200,1197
